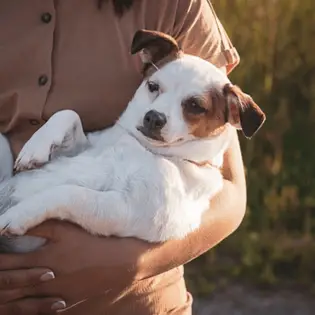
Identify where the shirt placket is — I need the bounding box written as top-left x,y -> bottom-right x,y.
30,3 -> 56,128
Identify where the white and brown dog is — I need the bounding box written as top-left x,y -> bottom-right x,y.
0,30 -> 265,253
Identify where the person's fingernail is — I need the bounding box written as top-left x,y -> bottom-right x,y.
51,301 -> 67,310
40,271 -> 55,282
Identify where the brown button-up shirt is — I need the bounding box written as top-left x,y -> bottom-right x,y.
0,1 -> 239,314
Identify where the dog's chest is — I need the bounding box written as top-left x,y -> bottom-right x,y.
102,145 -> 160,189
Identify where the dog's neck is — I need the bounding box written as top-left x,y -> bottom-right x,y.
146,135 -> 229,168
116,123 -> 230,169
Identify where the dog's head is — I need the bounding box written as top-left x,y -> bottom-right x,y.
119,30 -> 266,161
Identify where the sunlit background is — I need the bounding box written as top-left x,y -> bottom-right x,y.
189,1 -> 315,314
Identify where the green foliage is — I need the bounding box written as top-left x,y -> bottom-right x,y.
186,0 -> 315,294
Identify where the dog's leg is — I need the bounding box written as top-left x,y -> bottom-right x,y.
0,134 -> 13,182
14,110 -> 88,172
0,133 -> 47,252
0,185 -> 131,238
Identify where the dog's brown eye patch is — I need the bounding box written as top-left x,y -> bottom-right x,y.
182,97 -> 207,115
182,89 -> 228,139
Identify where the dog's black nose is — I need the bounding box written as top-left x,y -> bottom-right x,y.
143,110 -> 167,130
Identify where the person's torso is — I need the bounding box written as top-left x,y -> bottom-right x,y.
0,1 -> 192,314
0,0 -> 187,154
94,267 -> 192,315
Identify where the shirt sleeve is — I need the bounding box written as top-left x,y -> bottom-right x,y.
172,0 -> 240,74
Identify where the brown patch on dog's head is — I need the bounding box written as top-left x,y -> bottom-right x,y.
182,90 -> 227,138
131,30 -> 182,76
182,84 -> 266,139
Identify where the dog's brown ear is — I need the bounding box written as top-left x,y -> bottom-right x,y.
131,30 -> 181,69
223,84 -> 266,139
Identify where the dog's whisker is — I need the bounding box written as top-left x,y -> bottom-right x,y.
150,61 -> 159,71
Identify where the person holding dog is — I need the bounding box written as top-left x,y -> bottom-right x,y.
0,1 -> 244,314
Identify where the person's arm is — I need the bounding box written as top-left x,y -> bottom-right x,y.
172,0 -> 240,75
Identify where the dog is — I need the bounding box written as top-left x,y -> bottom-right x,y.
0,30 -> 265,253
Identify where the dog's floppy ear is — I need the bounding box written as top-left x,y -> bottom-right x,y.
131,30 -> 181,69
223,84 -> 266,139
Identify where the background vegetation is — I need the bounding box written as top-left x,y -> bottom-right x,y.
186,0 -> 315,296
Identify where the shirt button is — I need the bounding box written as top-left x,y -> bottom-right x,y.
41,12 -> 52,24
29,119 -> 40,126
38,75 -> 48,86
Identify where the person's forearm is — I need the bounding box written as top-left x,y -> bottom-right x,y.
136,177 -> 246,280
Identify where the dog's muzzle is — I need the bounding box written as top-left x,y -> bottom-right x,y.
137,110 -> 166,142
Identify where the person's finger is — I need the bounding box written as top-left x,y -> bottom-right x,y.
22,269 -> 113,309
0,250 -> 45,270
0,268 -> 55,290
0,269 -> 55,304
60,293 -> 111,315
27,220 -> 81,240
0,298 -> 66,315
21,271 -> 90,307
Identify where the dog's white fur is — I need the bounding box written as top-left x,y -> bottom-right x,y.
0,55 -> 235,244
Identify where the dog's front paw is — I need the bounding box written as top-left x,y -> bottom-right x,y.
0,213 -> 28,237
14,139 -> 59,173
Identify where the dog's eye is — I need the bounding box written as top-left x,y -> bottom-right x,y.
147,81 -> 160,93
183,99 -> 207,115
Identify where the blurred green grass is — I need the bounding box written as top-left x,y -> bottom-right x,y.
186,0 -> 315,296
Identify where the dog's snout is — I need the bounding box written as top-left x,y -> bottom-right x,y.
143,110 -> 167,130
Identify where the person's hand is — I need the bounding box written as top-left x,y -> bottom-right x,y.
0,266 -> 66,314
0,220 -> 152,314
